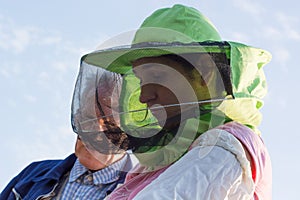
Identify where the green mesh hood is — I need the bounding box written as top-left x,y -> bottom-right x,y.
117,41 -> 271,139
217,42 -> 271,134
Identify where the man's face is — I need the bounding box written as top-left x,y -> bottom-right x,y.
132,56 -> 202,128
75,136 -> 108,170
74,72 -> 128,168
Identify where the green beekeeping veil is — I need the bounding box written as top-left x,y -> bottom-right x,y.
79,4 -> 271,168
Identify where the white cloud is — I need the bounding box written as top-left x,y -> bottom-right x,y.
288,29 -> 300,40
10,28 -> 32,52
0,17 -> 38,53
231,0 -> 264,17
277,97 -> 288,109
6,127 -> 75,164
277,49 -> 290,63
6,98 -> 17,109
264,26 -> 283,40
24,94 -> 37,103
39,35 -> 62,45
58,125 -> 75,137
0,15 -> 63,53
0,68 -> 10,78
276,12 -> 300,41
0,62 -> 22,79
52,61 -> 69,72
63,43 -> 94,58
262,12 -> 300,42
271,47 -> 290,73
33,124 -> 76,156
228,32 -> 251,43
38,71 -> 51,81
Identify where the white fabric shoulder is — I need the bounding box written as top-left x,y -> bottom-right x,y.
133,129 -> 254,200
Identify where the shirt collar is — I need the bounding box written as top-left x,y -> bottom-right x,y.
69,154 -> 128,185
69,159 -> 88,183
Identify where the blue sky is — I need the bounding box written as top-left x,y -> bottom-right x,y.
1,0 -> 299,199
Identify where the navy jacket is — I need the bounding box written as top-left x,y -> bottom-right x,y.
0,154 -> 77,200
1,153 -> 130,200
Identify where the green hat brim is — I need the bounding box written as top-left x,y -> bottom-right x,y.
81,41 -> 231,74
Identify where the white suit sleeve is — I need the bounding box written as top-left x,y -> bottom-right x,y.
133,129 -> 254,200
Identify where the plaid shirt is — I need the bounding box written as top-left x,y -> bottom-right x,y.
59,155 -> 128,200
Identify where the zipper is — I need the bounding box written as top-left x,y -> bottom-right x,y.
12,188 -> 22,200
35,183 -> 58,200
